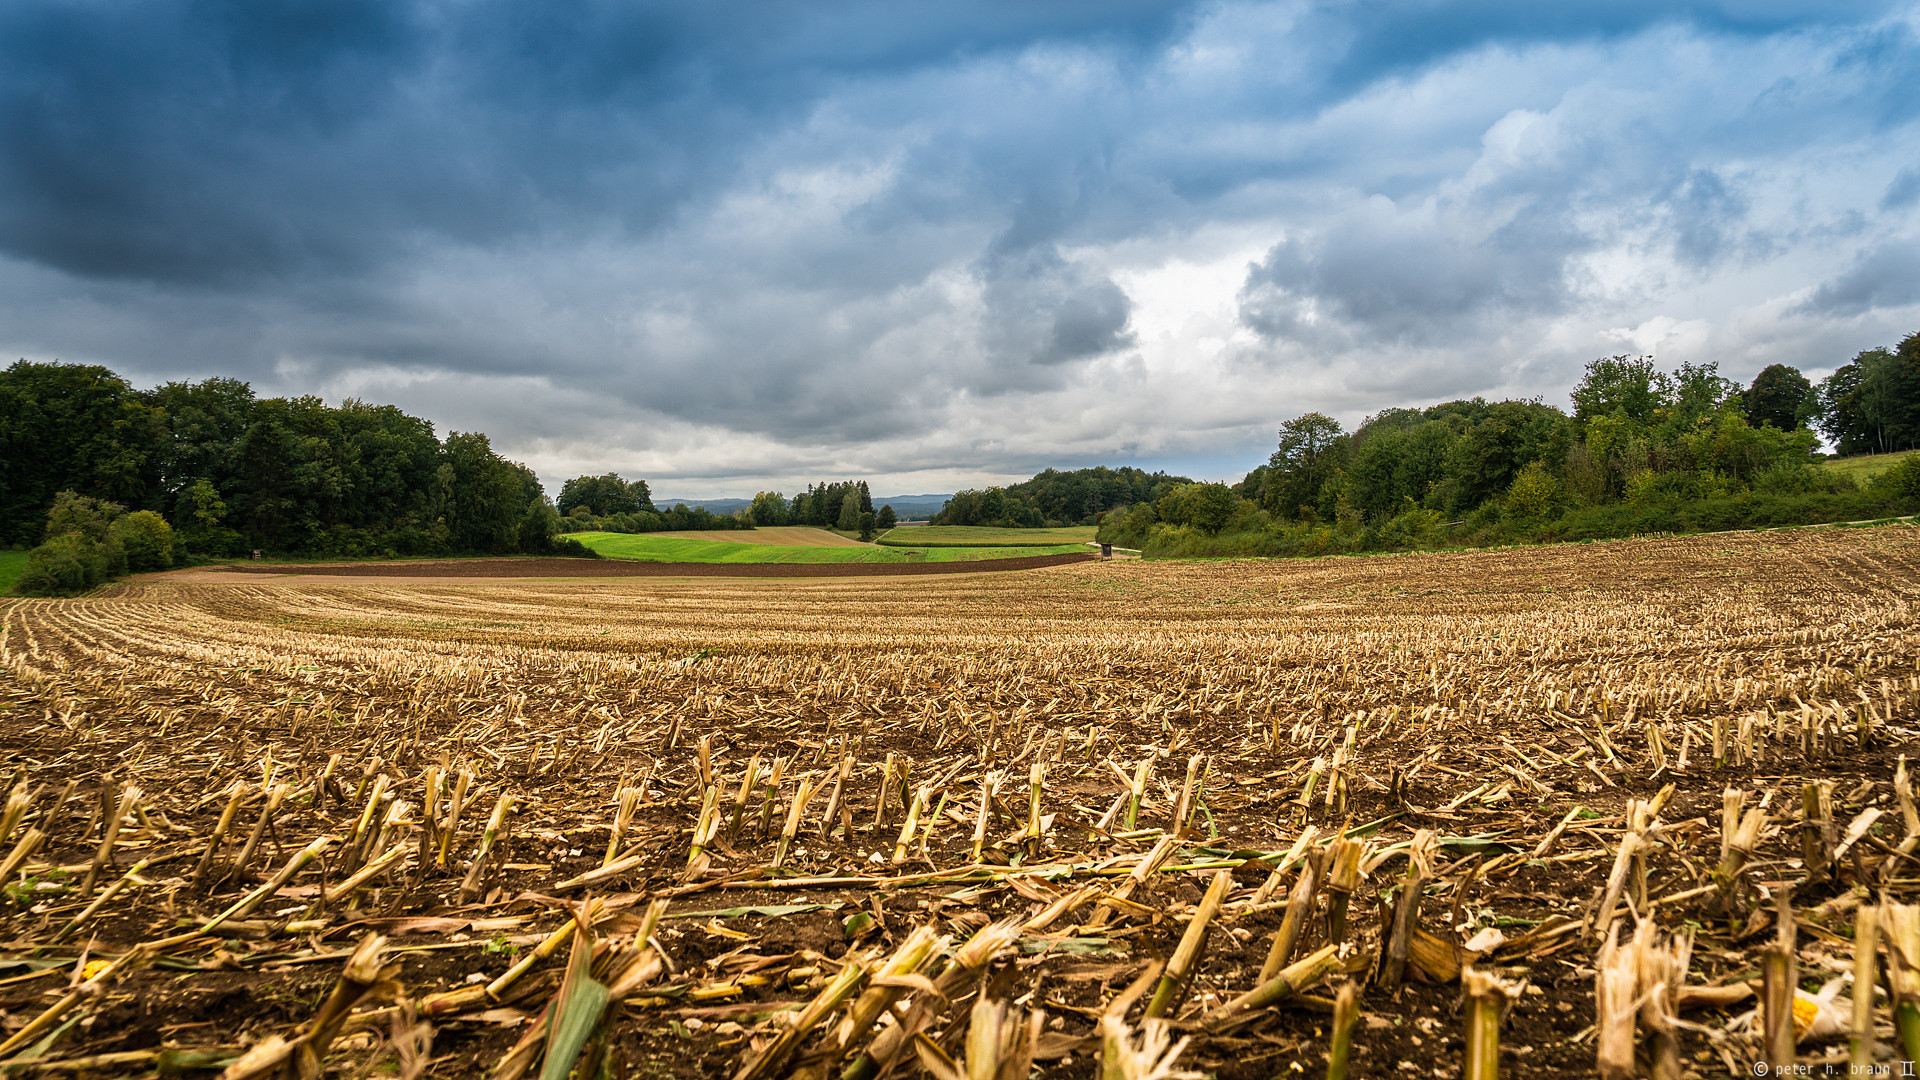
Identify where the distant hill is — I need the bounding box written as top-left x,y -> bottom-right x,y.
651,494 -> 952,520
651,496 -> 754,516
870,494 -> 951,519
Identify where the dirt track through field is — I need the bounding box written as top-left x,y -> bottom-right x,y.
175,550 -> 1096,580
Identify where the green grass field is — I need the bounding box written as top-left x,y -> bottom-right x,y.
569,531 -> 1087,563
1821,451 -> 1913,485
875,525 -> 1097,548
0,550 -> 28,594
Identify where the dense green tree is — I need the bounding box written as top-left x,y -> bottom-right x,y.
1346,410 -> 1462,521
1229,465 -> 1268,503
1441,401 -> 1572,513
0,362 -> 164,545
441,433 -> 549,554
16,491 -> 129,595
558,473 -> 653,517
1667,362 -> 1739,425
749,491 -> 790,526
45,490 -> 123,542
1155,482 -> 1238,533
1744,364 -> 1813,431
1817,357 -> 1872,454
1857,335 -> 1920,453
16,533 -> 115,595
1571,355 -> 1667,423
113,510 -> 175,571
1501,461 -> 1563,521
1261,412 -> 1345,521
788,481 -> 868,527
1819,340 -> 1920,455
874,504 -> 897,530
144,376 -> 257,517
836,487 -> 864,531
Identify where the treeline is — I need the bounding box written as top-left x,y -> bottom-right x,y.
556,473 -> 752,534
1,361 -> 582,593
557,478 -> 899,540
745,482 -> 895,539
1099,335 -> 1920,557
932,466 -> 1191,527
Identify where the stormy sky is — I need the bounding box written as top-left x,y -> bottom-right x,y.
3,1 -> 1919,496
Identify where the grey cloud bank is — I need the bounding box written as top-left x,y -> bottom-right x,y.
2,0 -> 1918,496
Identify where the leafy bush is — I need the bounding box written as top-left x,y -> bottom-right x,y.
112,510 -> 174,571
1378,500 -> 1447,549
1751,461 -> 1851,496
12,491 -> 169,595
1095,502 -> 1160,549
549,537 -> 602,558
1874,452 -> 1920,500
16,533 -> 116,596
1501,462 -> 1563,521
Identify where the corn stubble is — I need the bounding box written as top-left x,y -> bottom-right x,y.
0,527 -> 1915,1077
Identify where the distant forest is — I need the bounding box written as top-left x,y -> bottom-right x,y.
1,361 -> 582,593
1097,336 -> 1920,557
560,479 -> 895,540
553,472 -> 752,534
932,466 -> 1193,527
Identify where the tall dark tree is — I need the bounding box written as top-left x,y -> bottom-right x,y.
1346,408 -> 1462,521
558,473 -> 652,516
1857,334 -> 1920,453
874,504 -> 897,530
144,376 -> 257,518
1817,358 -> 1871,454
1743,364 -> 1812,431
0,362 -> 164,545
836,487 -> 864,531
1261,412 -> 1345,521
1442,401 -> 1572,513
1819,340 -> 1920,455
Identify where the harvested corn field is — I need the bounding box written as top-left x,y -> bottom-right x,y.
2,525 -> 1919,1078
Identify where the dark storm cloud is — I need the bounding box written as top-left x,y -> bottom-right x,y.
1238,199 -> 1585,346
1796,237 -> 1920,316
0,0 -> 1189,286
978,243 -> 1135,378
1,0 -> 1917,489
1,0 -> 1887,289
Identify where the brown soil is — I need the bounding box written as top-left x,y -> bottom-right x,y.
197,551 -> 1096,578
